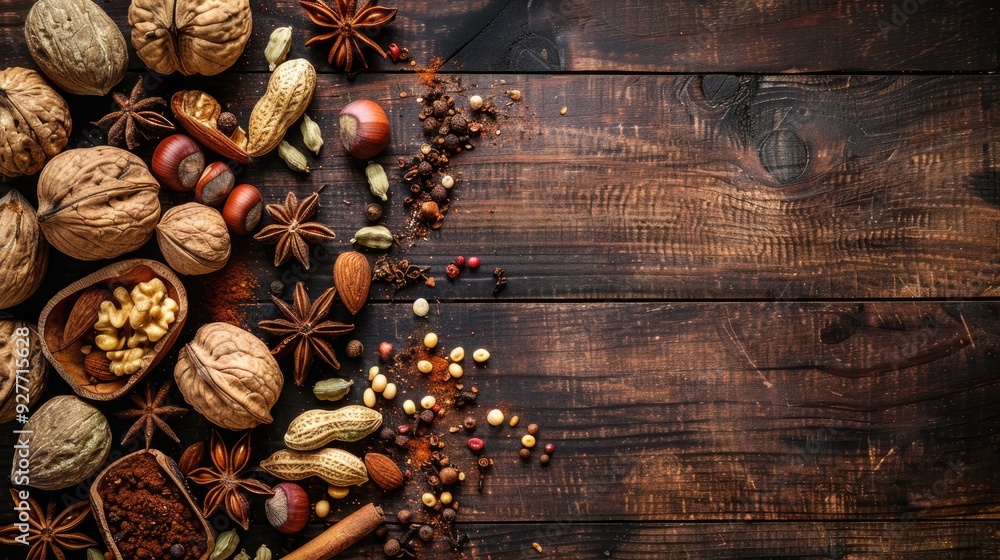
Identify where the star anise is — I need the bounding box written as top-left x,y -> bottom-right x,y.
253,188 -> 336,270
116,380 -> 188,449
188,431 -> 272,531
299,0 -> 398,72
258,282 -> 355,385
91,77 -> 175,150
0,490 -> 97,560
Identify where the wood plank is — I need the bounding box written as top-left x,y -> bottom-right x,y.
6,73 -> 1000,302
3,301 -> 997,524
231,521 -> 1000,559
0,0 -> 996,73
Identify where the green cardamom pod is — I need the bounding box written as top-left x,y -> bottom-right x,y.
87,549 -> 105,560
233,550 -> 251,560
255,545 -> 273,560
210,529 -> 239,560
313,378 -> 354,401
351,225 -> 394,250
301,115 -> 324,155
265,26 -> 293,71
279,140 -> 310,173
365,161 -> 389,201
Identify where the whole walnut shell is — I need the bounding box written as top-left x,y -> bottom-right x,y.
0,190 -> 49,310
156,203 -> 231,275
174,322 -> 283,430
25,0 -> 128,96
0,316 -> 49,424
0,67 -> 72,178
129,0 -> 252,76
13,395 -> 112,490
36,146 -> 161,260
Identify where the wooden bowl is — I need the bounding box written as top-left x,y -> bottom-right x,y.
39,259 -> 188,400
91,449 -> 214,560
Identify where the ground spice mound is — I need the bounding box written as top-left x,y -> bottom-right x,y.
198,258 -> 258,327
98,452 -> 209,560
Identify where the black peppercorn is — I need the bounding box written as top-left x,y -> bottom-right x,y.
430,184 -> 447,203
433,99 -> 448,117
419,524 -> 435,541
423,117 -> 439,134
442,507 -> 457,522
384,539 -> 403,557
520,448 -> 531,460
418,161 -> 433,176
395,435 -> 411,448
346,339 -> 364,358
444,134 -> 461,151
397,509 -> 413,524
270,280 -> 284,295
540,454 -> 550,465
419,409 -> 436,424
169,544 -> 185,559
217,112 -> 238,136
450,115 -> 468,134
376,524 -> 389,538
365,203 -> 383,221
380,427 -> 395,441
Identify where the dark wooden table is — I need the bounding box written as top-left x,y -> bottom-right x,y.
3,0 -> 1000,558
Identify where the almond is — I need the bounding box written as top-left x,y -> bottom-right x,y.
364,452 -> 404,491
334,251 -> 371,315
60,287 -> 111,350
83,351 -> 116,382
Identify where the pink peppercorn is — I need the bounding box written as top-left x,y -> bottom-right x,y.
543,443 -> 555,454
467,256 -> 480,269
398,425 -> 411,435
455,255 -> 465,268
467,437 -> 485,452
388,43 -> 401,62
432,404 -> 441,413
378,341 -> 393,361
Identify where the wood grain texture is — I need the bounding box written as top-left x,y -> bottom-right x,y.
7,73 -> 1000,302
0,0 -> 996,73
3,301 -> 996,528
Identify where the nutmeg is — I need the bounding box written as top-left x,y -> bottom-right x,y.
152,135 -> 205,192
222,184 -> 263,235
195,162 -> 235,206
265,482 -> 309,534
339,100 -> 390,159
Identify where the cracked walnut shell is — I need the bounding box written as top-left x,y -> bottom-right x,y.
36,146 -> 161,261
0,67 -> 71,178
128,0 -> 253,76
174,322 -> 283,430
156,203 -> 231,275
0,317 -> 49,424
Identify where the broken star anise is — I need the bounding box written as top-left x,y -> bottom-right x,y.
299,0 -> 398,72
91,77 -> 175,150
373,255 -> 431,290
188,431 -> 272,531
0,490 -> 97,560
116,380 -> 188,449
253,188 -> 336,270
258,281 -> 354,385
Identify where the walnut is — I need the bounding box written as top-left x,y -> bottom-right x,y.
128,0 -> 253,76
36,146 -> 161,261
0,317 -> 49,424
0,67 -> 72,178
0,190 -> 49,310
174,322 -> 283,430
156,203 -> 231,275
24,0 -> 128,96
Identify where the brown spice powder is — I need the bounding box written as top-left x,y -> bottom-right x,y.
98,452 -> 209,560
198,258 -> 259,327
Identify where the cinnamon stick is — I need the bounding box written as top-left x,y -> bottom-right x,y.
282,503 -> 385,560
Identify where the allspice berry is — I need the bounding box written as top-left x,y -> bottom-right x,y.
439,466 -> 459,485
346,340 -> 364,358
520,448 -> 531,460
397,509 -> 412,524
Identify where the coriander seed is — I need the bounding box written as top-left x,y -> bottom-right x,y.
421,395 -> 436,409
383,383 -> 398,399
417,360 -> 433,374
424,332 -> 439,348
473,348 -> 490,362
469,95 -> 483,110
521,434 -> 536,448
449,363 -> 464,378
372,374 -> 388,392
442,175 -> 455,189
421,492 -> 437,507
403,399 -> 417,414
450,347 -> 465,361
413,298 -> 430,317
440,491 -> 453,505
487,409 -> 504,426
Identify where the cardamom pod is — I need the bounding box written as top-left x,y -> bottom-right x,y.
87,549 -> 105,560
351,225 -> 394,250
279,140 -> 310,173
210,529 -> 239,560
255,545 -> 273,560
313,378 -> 353,402
265,27 -> 293,71
301,115 -> 324,155
365,161 -> 389,201
234,550 -> 251,560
